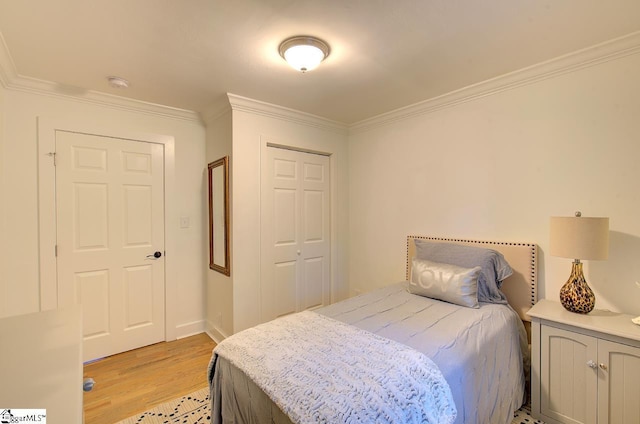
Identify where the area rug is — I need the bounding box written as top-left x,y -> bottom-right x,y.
116,387 -> 545,424
115,387 -> 210,424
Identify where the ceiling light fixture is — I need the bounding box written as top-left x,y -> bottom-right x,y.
278,36 -> 330,73
107,76 -> 129,89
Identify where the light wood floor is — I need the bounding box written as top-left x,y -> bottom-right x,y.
83,333 -> 216,424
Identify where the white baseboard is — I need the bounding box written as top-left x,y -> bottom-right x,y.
205,320 -> 228,344
175,319 -> 206,340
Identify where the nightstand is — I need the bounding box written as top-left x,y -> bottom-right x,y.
529,299 -> 640,424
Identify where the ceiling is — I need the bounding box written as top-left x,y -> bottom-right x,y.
0,0 -> 639,124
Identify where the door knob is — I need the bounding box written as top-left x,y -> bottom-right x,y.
147,251 -> 162,259
587,360 -> 597,369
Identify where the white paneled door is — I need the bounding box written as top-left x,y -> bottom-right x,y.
55,131 -> 165,362
261,146 -> 331,321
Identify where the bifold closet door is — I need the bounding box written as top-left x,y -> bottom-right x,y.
261,146 -> 330,321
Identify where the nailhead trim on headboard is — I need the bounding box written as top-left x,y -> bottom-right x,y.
406,235 -> 538,307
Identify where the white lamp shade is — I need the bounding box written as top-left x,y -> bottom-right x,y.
549,216 -> 609,260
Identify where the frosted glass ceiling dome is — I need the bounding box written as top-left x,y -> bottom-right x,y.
279,36 -> 330,72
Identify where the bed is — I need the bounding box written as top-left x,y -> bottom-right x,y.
208,236 -> 538,424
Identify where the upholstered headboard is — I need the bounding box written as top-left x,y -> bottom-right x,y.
406,236 -> 538,323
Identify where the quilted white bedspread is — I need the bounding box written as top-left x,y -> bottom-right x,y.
209,310 -> 457,424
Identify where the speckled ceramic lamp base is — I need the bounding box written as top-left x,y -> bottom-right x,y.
559,261 -> 595,314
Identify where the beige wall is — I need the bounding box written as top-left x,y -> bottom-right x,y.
0,83 -> 6,315
348,51 -> 640,315
204,108 -> 234,340
227,95 -> 350,333
4,36 -> 638,343
0,88 -> 208,337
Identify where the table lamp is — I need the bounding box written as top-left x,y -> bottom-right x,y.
549,211 -> 609,314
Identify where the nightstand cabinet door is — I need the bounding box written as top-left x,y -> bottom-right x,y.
541,325 -> 598,424
597,339 -> 640,424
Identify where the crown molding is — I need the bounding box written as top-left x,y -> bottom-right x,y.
0,33 -> 200,123
4,28 -> 639,131
7,76 -> 201,123
350,31 -> 640,134
227,93 -> 348,135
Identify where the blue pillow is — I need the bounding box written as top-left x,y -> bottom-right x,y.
413,239 -> 513,304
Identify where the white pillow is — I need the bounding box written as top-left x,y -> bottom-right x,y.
409,258 -> 481,308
